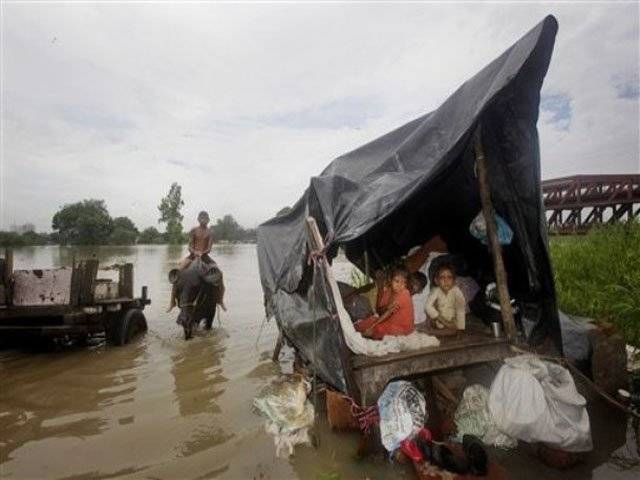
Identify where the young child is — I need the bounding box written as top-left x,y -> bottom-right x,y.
354,269 -> 415,340
168,211 -> 226,312
179,211 -> 215,269
425,263 -> 466,333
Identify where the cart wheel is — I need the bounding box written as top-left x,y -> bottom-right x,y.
108,309 -> 148,346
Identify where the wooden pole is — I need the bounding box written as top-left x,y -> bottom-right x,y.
474,127 -> 517,341
305,217 -> 362,402
3,249 -> 13,286
272,331 -> 284,362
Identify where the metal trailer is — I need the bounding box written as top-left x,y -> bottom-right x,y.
0,250 -> 150,346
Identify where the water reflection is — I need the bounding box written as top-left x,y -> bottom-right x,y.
0,342 -> 145,465
171,334 -> 228,418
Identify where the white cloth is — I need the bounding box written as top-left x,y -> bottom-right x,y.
454,384 -> 517,449
425,285 -> 466,330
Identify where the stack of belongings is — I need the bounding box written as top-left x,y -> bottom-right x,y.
377,381 -> 502,479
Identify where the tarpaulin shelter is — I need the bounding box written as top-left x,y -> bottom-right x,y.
257,16 -> 561,393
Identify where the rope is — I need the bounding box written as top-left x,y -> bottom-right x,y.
307,232 -> 335,267
341,394 -> 380,434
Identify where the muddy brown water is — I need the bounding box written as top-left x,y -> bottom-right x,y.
0,245 -> 637,480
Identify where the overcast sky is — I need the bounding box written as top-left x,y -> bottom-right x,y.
1,2 -> 638,232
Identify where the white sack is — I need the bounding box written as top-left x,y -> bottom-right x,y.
488,355 -> 592,452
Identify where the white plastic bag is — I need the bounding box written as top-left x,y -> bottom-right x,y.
253,375 -> 315,457
488,355 -> 592,452
377,381 -> 426,452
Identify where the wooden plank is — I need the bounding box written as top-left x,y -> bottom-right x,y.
354,341 -> 512,405
2,249 -> 13,286
78,259 -> 99,305
305,216 -> 362,402
474,127 -> 517,340
352,334 -> 508,369
119,263 -> 134,298
0,305 -> 76,320
69,262 -> 82,306
12,268 -> 72,306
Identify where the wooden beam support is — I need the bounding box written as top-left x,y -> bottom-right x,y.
76,259 -> 99,305
305,216 -> 362,403
3,249 -> 13,287
119,263 -> 134,299
473,126 -> 517,341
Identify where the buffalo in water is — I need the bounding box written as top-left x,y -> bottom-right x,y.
168,257 -> 223,340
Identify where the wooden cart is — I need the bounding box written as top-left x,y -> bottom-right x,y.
0,250 -> 150,346
302,216 -> 514,405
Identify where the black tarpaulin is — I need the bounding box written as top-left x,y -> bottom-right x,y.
257,16 -> 561,392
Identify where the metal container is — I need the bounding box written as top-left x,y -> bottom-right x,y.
490,321 -> 503,338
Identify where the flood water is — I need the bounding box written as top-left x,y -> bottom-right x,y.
0,245 -> 638,479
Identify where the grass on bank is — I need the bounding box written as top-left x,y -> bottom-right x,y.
549,221 -> 640,347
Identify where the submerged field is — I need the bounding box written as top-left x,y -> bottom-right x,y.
549,221 -> 640,346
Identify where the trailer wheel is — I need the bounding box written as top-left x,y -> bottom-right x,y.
108,309 -> 147,346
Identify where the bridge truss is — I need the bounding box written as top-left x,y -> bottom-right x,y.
542,174 -> 640,234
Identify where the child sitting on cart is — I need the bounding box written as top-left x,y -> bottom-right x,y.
425,263 -> 466,334
354,268 -> 415,340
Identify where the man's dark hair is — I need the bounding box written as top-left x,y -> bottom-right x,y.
198,211 -> 209,219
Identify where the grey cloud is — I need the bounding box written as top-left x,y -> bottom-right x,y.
1,3 -> 638,231
541,93 -> 572,131
612,72 -> 640,99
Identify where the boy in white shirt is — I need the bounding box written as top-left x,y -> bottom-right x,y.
425,263 -> 466,332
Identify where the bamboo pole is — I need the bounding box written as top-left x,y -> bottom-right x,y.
474,127 -> 517,341
305,217 -> 362,402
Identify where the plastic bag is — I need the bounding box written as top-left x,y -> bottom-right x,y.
454,384 -> 517,449
377,381 -> 426,452
253,375 -> 315,457
488,355 -> 592,452
469,212 -> 513,245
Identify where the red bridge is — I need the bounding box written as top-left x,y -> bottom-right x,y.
542,174 -> 640,234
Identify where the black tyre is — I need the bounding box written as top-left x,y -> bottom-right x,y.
107,309 -> 148,346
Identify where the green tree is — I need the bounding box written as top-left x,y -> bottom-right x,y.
158,183 -> 185,244
213,214 -> 243,242
108,216 -> 139,245
21,231 -> 49,245
241,227 -> 257,243
52,199 -> 113,245
0,231 -> 26,247
138,226 -> 165,244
